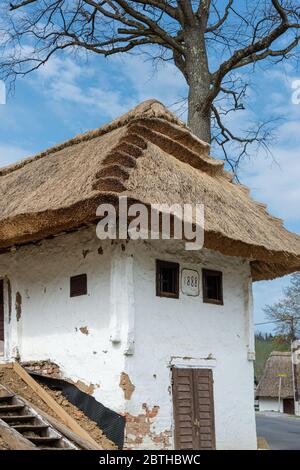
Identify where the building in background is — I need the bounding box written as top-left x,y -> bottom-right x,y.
257,351 -> 300,415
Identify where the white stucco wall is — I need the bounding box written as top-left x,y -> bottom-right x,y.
124,241 -> 257,450
0,230 -> 127,411
258,397 -> 283,413
0,227 -> 257,450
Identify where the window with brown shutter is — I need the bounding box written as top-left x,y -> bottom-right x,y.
70,274 -> 87,297
202,269 -> 223,305
156,260 -> 179,298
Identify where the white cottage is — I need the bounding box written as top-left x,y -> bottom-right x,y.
0,100 -> 300,450
257,351 -> 300,415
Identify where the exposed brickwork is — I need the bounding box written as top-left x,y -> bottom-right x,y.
119,372 -> 135,400
76,379 -> 99,395
123,404 -> 171,449
21,361 -> 98,394
21,360 -> 61,377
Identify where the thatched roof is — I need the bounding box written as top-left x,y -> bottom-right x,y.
0,99 -> 300,281
256,351 -> 300,399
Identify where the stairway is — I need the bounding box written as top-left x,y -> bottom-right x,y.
0,385 -> 78,450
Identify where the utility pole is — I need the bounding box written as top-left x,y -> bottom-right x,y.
290,317 -> 299,415
278,376 -> 282,413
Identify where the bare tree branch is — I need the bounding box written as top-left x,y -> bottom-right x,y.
1,0 -> 300,175
9,0 -> 38,10
177,0 -> 196,27
206,0 -> 233,33
209,0 -> 300,103
264,273 -> 300,341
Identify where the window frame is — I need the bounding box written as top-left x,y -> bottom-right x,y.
70,273 -> 87,298
156,260 -> 180,299
202,269 -> 223,305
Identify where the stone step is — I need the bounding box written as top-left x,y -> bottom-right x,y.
0,404 -> 25,413
0,414 -> 36,423
0,393 -> 15,403
28,436 -> 61,446
12,424 -> 49,434
40,447 -> 75,450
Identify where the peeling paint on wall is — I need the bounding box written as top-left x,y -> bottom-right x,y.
15,292 -> 22,322
120,372 -> 135,400
76,380 -> 99,395
124,404 -> 171,449
79,326 -> 89,335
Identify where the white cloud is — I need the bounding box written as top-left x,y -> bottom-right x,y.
253,276 -> 291,333
0,144 -> 30,167
0,80 -> 6,105
113,55 -> 187,106
32,55 -> 135,119
241,123 -> 300,223
37,56 -> 85,82
32,53 -> 187,122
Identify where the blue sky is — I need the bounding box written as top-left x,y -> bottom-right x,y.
0,51 -> 299,334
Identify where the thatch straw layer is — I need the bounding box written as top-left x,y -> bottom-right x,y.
0,99 -> 299,281
257,352 -> 300,399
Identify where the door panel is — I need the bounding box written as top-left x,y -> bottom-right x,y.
172,368 -> 195,449
172,368 -> 216,450
193,369 -> 216,449
283,399 -> 294,415
0,279 -> 4,356
0,280 -> 4,346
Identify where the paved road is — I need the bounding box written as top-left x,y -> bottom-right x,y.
256,412 -> 300,450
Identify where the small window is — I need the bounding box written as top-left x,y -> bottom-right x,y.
202,269 -> 223,305
156,260 -> 179,299
70,274 -> 87,297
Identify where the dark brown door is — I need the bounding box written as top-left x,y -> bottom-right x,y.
0,280 -> 4,342
283,399 -> 294,415
172,368 -> 216,450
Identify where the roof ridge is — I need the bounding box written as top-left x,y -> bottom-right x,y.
127,121 -> 221,176
0,99 -> 185,178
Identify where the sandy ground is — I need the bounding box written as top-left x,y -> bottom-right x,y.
0,367 -> 116,450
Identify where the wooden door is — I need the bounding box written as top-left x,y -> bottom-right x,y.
0,280 -> 4,343
172,368 -> 215,450
283,399 -> 294,415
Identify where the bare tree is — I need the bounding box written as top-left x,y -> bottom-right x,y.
264,273 -> 300,342
1,1 -> 300,171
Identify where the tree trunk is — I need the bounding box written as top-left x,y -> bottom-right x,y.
187,92 -> 211,143
184,28 -> 211,143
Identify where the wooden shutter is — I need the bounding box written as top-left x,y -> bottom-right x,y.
70,274 -> 87,297
193,369 -> 216,449
172,368 -> 216,450
172,368 -> 195,449
0,280 -> 4,341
